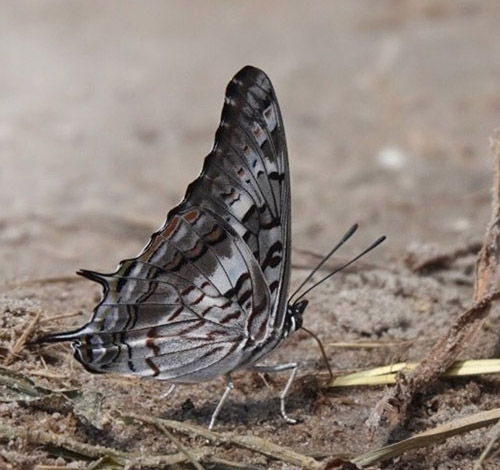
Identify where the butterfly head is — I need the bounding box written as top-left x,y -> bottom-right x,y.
286,299 -> 308,332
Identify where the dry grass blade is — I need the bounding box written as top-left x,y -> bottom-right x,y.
28,370 -> 68,379
123,413 -> 219,440
353,408 -> 500,467
331,359 -> 500,387
154,419 -> 206,470
474,419 -> 500,469
124,413 -> 322,470
4,312 -> 41,366
84,457 -> 111,470
367,132 -> 500,437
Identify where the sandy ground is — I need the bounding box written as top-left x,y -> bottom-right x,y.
2,1 -> 500,468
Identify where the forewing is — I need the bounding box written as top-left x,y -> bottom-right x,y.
178,66 -> 291,331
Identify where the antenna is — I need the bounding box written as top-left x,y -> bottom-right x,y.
288,223 -> 359,304
292,234 -> 386,305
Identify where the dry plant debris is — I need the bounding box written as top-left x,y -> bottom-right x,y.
366,131 -> 500,440
3,311 -> 41,366
4,364 -> 500,470
353,407 -> 500,468
330,359 -> 500,387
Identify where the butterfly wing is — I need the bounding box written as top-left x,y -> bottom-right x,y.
180,66 -> 291,333
41,66 -> 291,381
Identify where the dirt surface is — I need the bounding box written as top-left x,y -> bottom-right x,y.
2,1 -> 500,469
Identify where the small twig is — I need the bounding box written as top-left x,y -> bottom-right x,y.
155,419 -> 206,470
85,458 -> 107,470
40,311 -> 82,324
474,419 -> 500,469
39,354 -> 48,370
28,370 -> 68,380
124,413 -> 322,469
4,312 -> 41,366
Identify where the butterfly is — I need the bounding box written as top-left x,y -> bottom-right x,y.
37,66 -> 384,429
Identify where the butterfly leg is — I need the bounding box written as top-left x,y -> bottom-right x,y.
251,363 -> 299,424
209,373 -> 233,430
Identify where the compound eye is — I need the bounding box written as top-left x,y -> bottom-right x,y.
294,300 -> 309,314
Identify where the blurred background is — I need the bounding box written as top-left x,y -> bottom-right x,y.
1,0 -> 500,282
